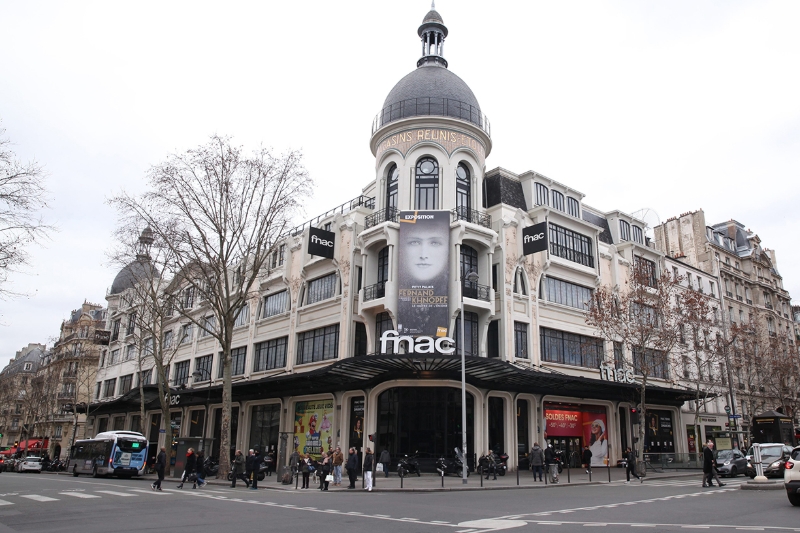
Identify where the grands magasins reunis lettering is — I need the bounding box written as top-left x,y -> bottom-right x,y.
90,5 -> 746,475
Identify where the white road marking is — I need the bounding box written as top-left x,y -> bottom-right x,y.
60,492 -> 100,498
95,490 -> 137,497
0,499 -> 13,506
20,495 -> 58,502
130,489 -> 172,494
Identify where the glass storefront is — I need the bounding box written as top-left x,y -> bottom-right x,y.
212,406 -> 238,461
249,404 -> 280,456
544,403 -> 609,467
376,387 -> 475,471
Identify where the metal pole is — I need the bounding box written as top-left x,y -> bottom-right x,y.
516,462 -> 519,485
460,282 -> 468,485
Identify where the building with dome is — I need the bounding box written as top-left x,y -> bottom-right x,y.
89,5 -> 699,473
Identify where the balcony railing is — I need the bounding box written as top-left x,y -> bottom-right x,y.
725,291 -> 733,298
462,280 -> 491,302
452,206 -> 492,229
62,371 -> 77,378
765,303 -> 773,310
363,282 -> 386,302
364,207 -> 399,229
57,392 -> 76,399
373,97 -> 491,136
746,299 -> 753,305
736,295 -> 743,301
288,195 -> 375,237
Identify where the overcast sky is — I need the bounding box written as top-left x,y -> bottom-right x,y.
1,0 -> 798,367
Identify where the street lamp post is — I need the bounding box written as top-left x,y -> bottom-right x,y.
460,269 -> 479,485
191,369 -> 212,453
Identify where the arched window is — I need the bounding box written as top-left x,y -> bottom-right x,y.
415,157 -> 439,210
377,246 -> 389,285
386,164 -> 398,213
456,163 -> 471,215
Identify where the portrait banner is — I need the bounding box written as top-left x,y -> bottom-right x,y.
397,210 -> 450,337
294,400 -> 334,459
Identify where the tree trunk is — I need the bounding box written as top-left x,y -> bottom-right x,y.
637,378 -> 648,477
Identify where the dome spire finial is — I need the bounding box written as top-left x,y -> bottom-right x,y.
418,3 -> 448,68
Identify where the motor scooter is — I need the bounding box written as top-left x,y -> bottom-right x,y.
397,452 -> 421,478
436,449 -> 470,476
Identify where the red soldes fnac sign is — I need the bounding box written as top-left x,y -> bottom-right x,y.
544,410 -> 582,436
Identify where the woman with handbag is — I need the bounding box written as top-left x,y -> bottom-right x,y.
319,451 -> 332,491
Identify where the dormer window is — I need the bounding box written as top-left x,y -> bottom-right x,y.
619,220 -> 631,242
632,225 -> 643,244
551,190 -> 564,212
567,197 -> 580,217
534,183 -> 549,206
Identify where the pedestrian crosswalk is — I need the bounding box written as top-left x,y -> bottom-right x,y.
636,478 -> 747,488
0,488 -> 195,506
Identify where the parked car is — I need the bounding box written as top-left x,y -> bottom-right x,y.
784,445 -> 800,507
16,456 -> 43,473
747,444 -> 793,478
715,448 -> 748,477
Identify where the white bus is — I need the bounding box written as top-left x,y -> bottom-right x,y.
68,431 -> 149,478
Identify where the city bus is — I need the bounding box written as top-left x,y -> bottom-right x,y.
68,431 -> 149,478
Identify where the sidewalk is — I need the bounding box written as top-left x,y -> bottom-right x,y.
183,467 -> 703,492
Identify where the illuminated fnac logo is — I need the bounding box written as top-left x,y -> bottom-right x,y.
380,330 -> 456,355
523,232 -> 545,243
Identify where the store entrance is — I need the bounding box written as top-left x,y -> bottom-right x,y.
376,387 -> 475,472
546,436 -> 583,468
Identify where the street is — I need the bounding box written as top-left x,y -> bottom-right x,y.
0,472 -> 797,532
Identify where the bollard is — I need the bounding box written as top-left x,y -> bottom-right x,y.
400,471 -> 404,489
589,467 -> 591,482
295,467 -> 299,490
544,464 -> 548,485
516,463 -> 520,486
441,470 -> 444,488
567,461 -> 570,483
480,466 -> 483,487
607,462 -> 611,483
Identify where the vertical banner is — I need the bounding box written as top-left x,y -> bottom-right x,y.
397,210 -> 450,336
294,400 -> 334,459
584,415 -> 609,466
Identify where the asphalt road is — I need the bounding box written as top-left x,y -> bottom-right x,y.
0,472 -> 796,533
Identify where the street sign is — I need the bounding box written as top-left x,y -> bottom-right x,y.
159,429 -> 166,433
729,414 -> 742,419
724,405 -> 731,414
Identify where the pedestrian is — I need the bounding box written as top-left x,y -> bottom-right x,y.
177,447 -> 197,489
245,449 -> 258,490
544,444 -> 558,483
379,448 -> 391,478
231,449 -> 250,488
363,448 -> 374,491
319,451 -> 331,491
582,445 -> 593,475
267,449 -> 276,476
529,442 -> 544,482
702,441 -> 724,487
195,450 -> 207,488
332,446 -> 344,486
151,446 -> 166,491
624,446 -> 641,483
301,453 -> 312,489
346,447 -> 358,489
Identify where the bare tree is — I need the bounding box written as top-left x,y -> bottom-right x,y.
0,125 -> 53,299
587,261 -> 683,471
674,287 -> 724,457
761,329 -> 800,418
110,135 -> 311,476
728,315 -> 770,420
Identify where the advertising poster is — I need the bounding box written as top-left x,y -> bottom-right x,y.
397,210 -> 450,337
350,398 -> 364,448
294,400 -> 334,459
544,408 -> 609,467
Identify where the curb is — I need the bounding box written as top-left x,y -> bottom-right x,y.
739,481 -> 784,491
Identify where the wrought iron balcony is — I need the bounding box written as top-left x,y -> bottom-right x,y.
462,280 -> 490,301
363,281 -> 386,302
364,207 -> 399,229
373,97 -> 491,136
62,371 -> 77,378
288,195 -> 375,237
452,206 -> 491,229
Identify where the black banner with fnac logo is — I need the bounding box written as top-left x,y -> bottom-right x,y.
522,221 -> 548,256
308,226 -> 335,258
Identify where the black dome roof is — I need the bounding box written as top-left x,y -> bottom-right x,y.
422,8 -> 443,24
109,259 -> 158,295
382,65 -> 480,112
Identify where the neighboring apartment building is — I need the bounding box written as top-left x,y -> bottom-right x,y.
87,6 -> 694,471
655,210 -> 797,434
33,301 -> 107,459
0,344 -> 46,452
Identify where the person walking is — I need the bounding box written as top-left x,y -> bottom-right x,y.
582,445 -> 593,475
544,444 -> 558,483
529,443 -> 544,482
245,449 -> 258,490
195,450 -> 207,488
346,447 -> 358,489
151,446 -> 166,491
231,449 -> 250,488
332,446 -> 344,486
702,441 -> 724,487
624,447 -> 641,483
379,449 -> 391,478
319,451 -> 331,491
363,448 -> 374,492
177,448 -> 197,489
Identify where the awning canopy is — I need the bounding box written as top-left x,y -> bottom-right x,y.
87,355 -> 697,416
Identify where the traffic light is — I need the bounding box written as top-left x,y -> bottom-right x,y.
13,440 -> 19,447
630,407 -> 640,425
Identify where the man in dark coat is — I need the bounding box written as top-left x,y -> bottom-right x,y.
702,440 -> 715,487
544,444 -> 558,483
625,447 -> 642,483
151,446 -> 166,491
345,447 -> 359,489
582,445 -> 593,475
529,443 -> 544,481
245,449 -> 259,490
379,449 -> 391,478
231,449 -> 249,488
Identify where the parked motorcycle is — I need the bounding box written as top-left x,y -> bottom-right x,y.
436,453 -> 470,476
478,451 -> 508,478
225,456 -> 268,481
397,452 -> 421,478
204,456 -> 219,477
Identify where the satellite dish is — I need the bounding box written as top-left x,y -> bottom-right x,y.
630,207 -> 662,239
